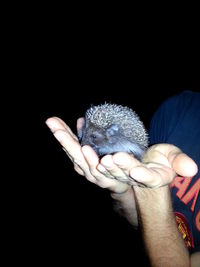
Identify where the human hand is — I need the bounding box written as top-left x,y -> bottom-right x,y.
106,143 -> 198,188
45,117 -> 131,194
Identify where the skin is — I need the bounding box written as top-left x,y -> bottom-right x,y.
46,116 -> 200,267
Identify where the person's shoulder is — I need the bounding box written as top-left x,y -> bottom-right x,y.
180,90 -> 200,97
149,90 -> 200,144
159,90 -> 200,110
177,90 -> 200,101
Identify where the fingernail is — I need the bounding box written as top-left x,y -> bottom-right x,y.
45,119 -> 56,132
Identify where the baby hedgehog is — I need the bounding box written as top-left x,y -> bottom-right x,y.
78,103 -> 148,160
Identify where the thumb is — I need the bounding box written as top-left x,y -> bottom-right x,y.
146,144 -> 198,178
77,117 -> 85,131
169,151 -> 198,177
77,117 -> 85,139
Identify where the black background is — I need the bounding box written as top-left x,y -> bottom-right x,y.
13,9 -> 200,265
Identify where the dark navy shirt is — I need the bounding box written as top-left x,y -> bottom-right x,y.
149,90 -> 200,253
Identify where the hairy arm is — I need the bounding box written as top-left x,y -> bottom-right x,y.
101,144 -> 199,266
134,185 -> 189,267
111,187 -> 138,227
134,185 -> 200,267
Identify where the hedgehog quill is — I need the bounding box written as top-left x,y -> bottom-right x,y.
78,103 -> 148,161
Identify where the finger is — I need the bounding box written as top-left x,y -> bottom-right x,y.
130,163 -> 175,188
74,164 -> 85,176
53,129 -> 90,175
53,129 -> 98,183
62,147 -> 73,161
74,162 -> 99,183
151,144 -> 198,177
100,155 -> 132,183
142,147 -> 171,167
53,129 -> 81,156
112,152 -> 150,186
113,153 -> 144,186
96,164 -> 115,178
112,152 -> 141,175
46,117 -> 78,139
75,166 -> 97,183
171,153 -> 198,177
46,117 -> 68,132
82,146 -> 114,180
81,146 -> 123,186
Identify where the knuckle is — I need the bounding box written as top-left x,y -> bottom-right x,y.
74,164 -> 83,175
89,167 -> 97,177
73,158 -> 82,166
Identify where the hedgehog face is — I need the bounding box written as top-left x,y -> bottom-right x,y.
80,122 -> 121,155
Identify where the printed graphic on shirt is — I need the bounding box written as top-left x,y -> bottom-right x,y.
170,176 -> 200,213
175,212 -> 194,249
196,209 -> 200,232
170,176 -> 200,233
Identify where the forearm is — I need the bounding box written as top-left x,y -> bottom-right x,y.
111,187 -> 138,228
134,185 -> 190,267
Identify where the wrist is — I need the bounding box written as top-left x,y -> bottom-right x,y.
111,186 -> 138,228
134,185 -> 174,219
134,184 -> 170,200
110,186 -> 133,200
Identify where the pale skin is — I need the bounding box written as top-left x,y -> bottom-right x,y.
46,116 -> 200,267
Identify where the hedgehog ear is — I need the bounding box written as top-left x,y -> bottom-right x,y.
106,124 -> 119,137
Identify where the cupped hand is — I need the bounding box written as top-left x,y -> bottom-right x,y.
45,117 -> 131,194
101,144 -> 198,188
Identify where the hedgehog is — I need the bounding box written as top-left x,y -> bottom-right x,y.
78,103 -> 148,160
